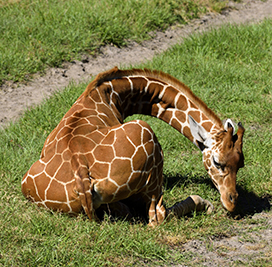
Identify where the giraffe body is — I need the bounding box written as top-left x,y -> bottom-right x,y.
22,67 -> 245,225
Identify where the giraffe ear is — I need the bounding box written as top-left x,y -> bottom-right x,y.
189,115 -> 212,150
224,119 -> 235,134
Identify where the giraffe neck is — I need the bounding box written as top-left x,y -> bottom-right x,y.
84,67 -> 223,148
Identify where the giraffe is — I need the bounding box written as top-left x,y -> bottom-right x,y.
21,67 -> 245,226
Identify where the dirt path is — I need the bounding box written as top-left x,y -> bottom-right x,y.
1,0 -> 272,129
1,1 -> 272,265
179,212 -> 272,266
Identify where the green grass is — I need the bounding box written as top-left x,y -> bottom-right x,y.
0,0 -> 222,85
0,18 -> 272,267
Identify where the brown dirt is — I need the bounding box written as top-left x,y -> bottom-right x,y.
179,212 -> 272,266
1,0 -> 272,265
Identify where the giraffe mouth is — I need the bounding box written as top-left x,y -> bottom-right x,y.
220,191 -> 238,213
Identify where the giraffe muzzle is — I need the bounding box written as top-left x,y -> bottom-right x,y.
220,190 -> 238,213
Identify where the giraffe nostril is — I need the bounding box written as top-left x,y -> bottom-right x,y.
229,193 -> 237,204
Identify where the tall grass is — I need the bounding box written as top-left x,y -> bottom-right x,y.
0,19 -> 271,266
0,0 -> 214,85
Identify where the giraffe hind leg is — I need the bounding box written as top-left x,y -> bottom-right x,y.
166,195 -> 214,220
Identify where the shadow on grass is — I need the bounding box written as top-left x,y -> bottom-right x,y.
163,173 -> 214,190
230,185 -> 271,219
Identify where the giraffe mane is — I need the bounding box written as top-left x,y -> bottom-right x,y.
84,66 -> 223,128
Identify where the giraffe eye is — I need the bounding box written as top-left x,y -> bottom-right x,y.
213,157 -> 221,169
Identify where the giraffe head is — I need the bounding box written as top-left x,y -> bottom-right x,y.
189,116 -> 245,212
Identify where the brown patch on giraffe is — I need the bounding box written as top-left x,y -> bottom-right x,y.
65,180 -> 78,199
157,109 -> 171,124
188,110 -> 201,123
201,112 -> 208,121
127,172 -> 146,191
101,130 -> 115,145
163,87 -> 179,105
29,160 -> 45,174
142,128 -> 153,144
46,180 -> 67,202
151,103 -> 159,118
116,184 -> 132,198
130,77 -> 148,93
56,135 -> 71,154
114,132 -> 135,158
70,155 -> 80,172
123,122 -> 143,147
42,141 -> 57,159
175,111 -> 186,123
143,152 -> 155,173
112,78 -> 132,98
21,177 -> 38,201
44,155 -> 62,177
69,136 -> 93,153
183,126 -> 193,141
93,145 -> 115,162
34,173 -> 51,200
90,162 -> 109,179
132,146 -> 150,171
82,96 -> 97,109
147,82 -> 164,100
176,94 -> 188,111
89,89 -> 102,103
170,117 -> 182,132
77,166 -> 89,180
110,158 -> 132,178
69,118 -> 91,129
54,162 -> 74,183
202,121 -> 213,132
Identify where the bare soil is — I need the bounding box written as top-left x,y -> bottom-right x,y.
1,0 -> 272,265
179,211 -> 272,266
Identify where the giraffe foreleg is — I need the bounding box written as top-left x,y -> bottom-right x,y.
166,195 -> 214,219
75,173 -> 96,221
148,194 -> 166,227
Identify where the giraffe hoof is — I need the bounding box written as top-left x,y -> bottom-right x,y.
205,200 -> 214,214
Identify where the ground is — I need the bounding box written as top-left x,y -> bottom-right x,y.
0,0 -> 272,265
